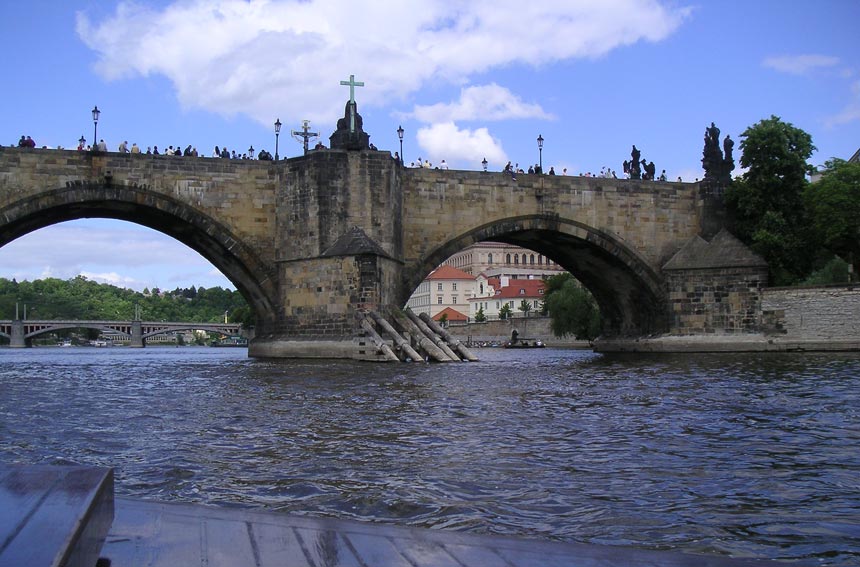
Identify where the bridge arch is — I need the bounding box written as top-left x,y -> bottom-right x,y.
0,182 -> 277,327
406,214 -> 668,336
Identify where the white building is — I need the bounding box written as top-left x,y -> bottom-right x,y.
469,276 -> 546,320
406,264 -> 476,319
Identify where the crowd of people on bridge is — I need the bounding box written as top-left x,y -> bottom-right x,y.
8,134 -> 687,182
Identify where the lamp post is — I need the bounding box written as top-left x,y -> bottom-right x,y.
537,134 -> 544,174
482,157 -> 488,172
78,136 -> 86,150
397,125 -> 404,165
248,146 -> 255,159
274,118 -> 282,160
92,106 -> 100,151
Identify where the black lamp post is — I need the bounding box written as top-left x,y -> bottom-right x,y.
248,146 -> 255,159
78,135 -> 86,150
92,106 -> 100,150
482,157 -> 488,172
397,125 -> 404,165
274,118 -> 282,160
537,134 -> 544,174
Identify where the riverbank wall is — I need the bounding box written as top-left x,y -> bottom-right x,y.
597,284 -> 860,352
446,316 -> 588,347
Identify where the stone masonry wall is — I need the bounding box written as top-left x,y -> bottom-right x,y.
761,285 -> 860,340
401,169 -> 704,272
666,266 -> 768,334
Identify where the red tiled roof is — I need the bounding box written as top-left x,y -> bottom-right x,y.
427,265 -> 475,280
432,307 -> 469,321
495,279 -> 545,299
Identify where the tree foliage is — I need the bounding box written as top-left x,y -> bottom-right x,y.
474,307 -> 486,322
542,273 -> 601,341
498,303 -> 513,320
517,299 -> 532,317
0,276 -> 252,327
724,115 -> 817,285
804,158 -> 860,275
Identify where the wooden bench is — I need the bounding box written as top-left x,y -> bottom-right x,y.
0,464 -> 114,567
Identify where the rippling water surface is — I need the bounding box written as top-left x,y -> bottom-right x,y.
1,347 -> 858,564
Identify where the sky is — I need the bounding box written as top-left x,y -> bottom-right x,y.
1,0 -> 858,293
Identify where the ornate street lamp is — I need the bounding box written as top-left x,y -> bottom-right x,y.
92,106 -> 100,151
248,146 -> 255,159
78,135 -> 86,150
397,125 -> 404,165
482,157 -> 488,172
274,118 -> 282,160
537,134 -> 544,173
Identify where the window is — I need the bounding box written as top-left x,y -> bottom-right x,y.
519,288 -> 525,295
534,300 -> 540,308
479,284 -> 484,294
530,254 -> 535,264
538,256 -> 543,265
506,253 -> 511,265
539,289 -> 544,294
488,253 -> 493,264
514,254 -> 519,265
437,296 -> 443,304
452,295 -> 458,304
452,283 -> 457,291
437,283 -> 443,291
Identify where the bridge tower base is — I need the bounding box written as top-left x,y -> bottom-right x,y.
10,320 -> 26,348
130,320 -> 144,348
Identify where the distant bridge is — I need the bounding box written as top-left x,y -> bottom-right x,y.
0,320 -> 244,348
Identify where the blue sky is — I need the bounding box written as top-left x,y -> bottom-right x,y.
1,0 -> 858,293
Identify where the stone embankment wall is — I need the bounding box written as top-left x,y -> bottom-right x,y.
761,284 -> 860,348
446,316 -> 587,347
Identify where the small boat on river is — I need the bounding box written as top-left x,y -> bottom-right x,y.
504,338 -> 545,349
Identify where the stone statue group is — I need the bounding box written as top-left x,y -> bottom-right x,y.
623,145 -> 657,180
702,122 -> 734,186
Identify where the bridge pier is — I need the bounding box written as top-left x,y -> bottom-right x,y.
10,320 -> 26,348
129,320 -> 144,348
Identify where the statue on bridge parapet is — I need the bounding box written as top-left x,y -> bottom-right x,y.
702,122 -> 735,190
330,73 -> 371,151
329,100 -> 371,150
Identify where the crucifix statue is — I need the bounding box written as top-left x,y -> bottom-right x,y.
291,120 -> 319,155
339,74 -> 365,133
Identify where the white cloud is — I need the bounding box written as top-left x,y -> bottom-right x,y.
0,221 -> 232,291
76,0 -> 691,128
826,79 -> 860,127
763,54 -> 840,75
411,84 -> 553,123
414,122 -> 507,167
80,271 -> 142,287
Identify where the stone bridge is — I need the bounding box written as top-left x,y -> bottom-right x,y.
0,319 -> 243,348
0,139 -> 765,359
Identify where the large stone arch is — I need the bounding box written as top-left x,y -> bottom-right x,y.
0,182 -> 278,328
404,214 -> 668,336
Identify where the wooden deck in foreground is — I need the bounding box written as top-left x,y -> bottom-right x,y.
103,497 -> 779,567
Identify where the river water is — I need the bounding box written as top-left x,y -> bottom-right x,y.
0,347 -> 857,564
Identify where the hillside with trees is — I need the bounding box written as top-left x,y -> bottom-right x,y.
0,276 -> 252,327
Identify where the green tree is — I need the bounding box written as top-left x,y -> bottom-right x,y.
542,273 -> 601,341
804,158 -> 860,279
518,299 -> 532,317
724,115 -> 817,285
499,303 -> 513,320
474,307 -> 486,322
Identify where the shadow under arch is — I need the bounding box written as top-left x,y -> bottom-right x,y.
406,214 -> 668,336
0,182 -> 278,326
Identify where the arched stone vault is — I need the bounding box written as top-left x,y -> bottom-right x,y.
402,215 -> 668,336
0,182 -> 278,328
